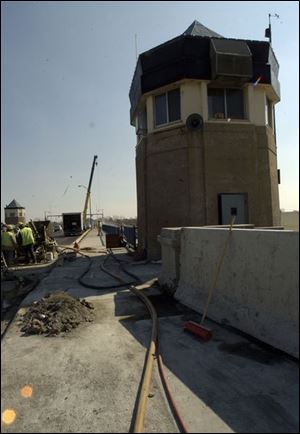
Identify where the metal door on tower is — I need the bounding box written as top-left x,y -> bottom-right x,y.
218,193 -> 248,224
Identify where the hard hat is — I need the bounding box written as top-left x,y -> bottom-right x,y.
6,224 -> 13,231
18,222 -> 25,228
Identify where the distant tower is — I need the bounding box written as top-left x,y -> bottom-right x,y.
130,20 -> 281,259
4,199 -> 26,225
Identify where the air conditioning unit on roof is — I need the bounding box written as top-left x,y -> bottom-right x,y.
210,38 -> 253,82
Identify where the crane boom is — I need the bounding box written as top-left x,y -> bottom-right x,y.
83,155 -> 98,228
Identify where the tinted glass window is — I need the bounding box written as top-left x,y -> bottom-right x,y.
155,94 -> 167,126
226,89 -> 244,119
208,88 -> 225,118
208,87 -> 245,119
137,108 -> 147,132
266,98 -> 273,129
168,89 -> 181,122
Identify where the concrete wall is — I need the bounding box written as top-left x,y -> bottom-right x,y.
5,209 -> 25,218
136,122 -> 281,259
4,208 -> 26,226
281,211 -> 299,231
136,126 -> 206,259
247,85 -> 267,125
4,216 -> 26,225
159,227 -> 299,358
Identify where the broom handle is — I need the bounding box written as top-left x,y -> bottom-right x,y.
200,215 -> 236,325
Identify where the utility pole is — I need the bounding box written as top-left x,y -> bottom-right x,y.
82,155 -> 98,229
44,210 -> 51,220
89,196 -> 92,228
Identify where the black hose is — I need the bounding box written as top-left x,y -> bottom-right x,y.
1,277 -> 41,340
79,254 -> 136,289
107,249 -> 143,284
58,246 -> 140,290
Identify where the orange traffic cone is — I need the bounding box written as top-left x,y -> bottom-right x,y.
73,241 -> 79,250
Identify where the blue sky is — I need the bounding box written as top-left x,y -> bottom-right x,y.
1,1 -> 299,220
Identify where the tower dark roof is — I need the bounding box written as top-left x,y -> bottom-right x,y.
5,199 -> 25,209
129,20 -> 280,123
183,20 -> 223,38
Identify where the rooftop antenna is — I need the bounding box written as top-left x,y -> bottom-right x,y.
265,13 -> 279,45
135,33 -> 138,60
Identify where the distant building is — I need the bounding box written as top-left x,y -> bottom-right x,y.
4,199 -> 26,225
130,20 -> 281,259
281,210 -> 299,231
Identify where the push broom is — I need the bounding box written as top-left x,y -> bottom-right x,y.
183,214 -> 236,341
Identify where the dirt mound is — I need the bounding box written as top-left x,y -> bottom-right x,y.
19,292 -> 94,336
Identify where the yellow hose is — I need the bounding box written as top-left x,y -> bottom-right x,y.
130,286 -> 158,433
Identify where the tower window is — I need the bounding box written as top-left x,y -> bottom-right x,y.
208,87 -> 245,119
266,97 -> 273,129
136,108 -> 148,135
154,89 -> 181,127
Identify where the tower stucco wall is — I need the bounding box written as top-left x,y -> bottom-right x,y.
136,123 -> 280,259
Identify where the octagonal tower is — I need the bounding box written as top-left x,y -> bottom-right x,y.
130,21 -> 281,259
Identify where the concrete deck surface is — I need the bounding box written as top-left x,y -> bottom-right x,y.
1,230 -> 299,433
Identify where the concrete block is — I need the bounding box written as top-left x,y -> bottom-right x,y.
160,227 -> 299,358
158,228 -> 182,293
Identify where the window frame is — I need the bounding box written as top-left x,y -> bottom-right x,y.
266,97 -> 273,130
154,88 -> 181,128
208,86 -> 246,120
136,107 -> 148,135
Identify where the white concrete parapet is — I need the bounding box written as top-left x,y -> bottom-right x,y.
159,227 -> 299,358
158,228 -> 182,293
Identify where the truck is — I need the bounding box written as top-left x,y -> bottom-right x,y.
62,212 -> 83,237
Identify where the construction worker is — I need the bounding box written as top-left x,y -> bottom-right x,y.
1,224 -> 17,266
18,222 -> 36,264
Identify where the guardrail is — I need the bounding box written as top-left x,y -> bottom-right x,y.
101,223 -> 137,250
102,224 -> 120,236
123,225 -> 137,250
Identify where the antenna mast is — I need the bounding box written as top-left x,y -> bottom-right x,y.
135,34 -> 138,60
265,13 -> 279,45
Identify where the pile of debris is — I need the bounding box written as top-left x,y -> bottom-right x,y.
19,292 -> 94,336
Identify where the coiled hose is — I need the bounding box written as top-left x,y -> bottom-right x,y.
58,245 -> 189,433
58,245 -> 139,289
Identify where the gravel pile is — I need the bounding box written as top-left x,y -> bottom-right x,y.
19,292 -> 94,336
